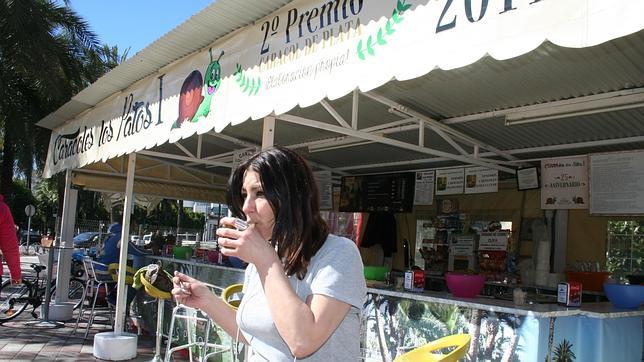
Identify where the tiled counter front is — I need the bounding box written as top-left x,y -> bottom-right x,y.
363,287 -> 643,362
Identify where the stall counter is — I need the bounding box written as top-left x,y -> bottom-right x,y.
138,256 -> 642,361
364,285 -> 643,362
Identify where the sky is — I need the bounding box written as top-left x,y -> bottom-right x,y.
69,0 -> 215,57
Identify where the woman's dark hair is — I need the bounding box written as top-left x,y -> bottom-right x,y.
227,146 -> 328,279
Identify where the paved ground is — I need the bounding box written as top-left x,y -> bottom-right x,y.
1,256 -> 159,361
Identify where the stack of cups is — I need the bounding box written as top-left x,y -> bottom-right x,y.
535,240 -> 550,286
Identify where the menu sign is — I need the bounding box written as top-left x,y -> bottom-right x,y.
414,171 -> 435,205
435,168 -> 464,195
464,167 -> 498,194
590,151 -> 644,215
339,172 -> 415,212
541,156 -> 589,209
478,232 -> 509,251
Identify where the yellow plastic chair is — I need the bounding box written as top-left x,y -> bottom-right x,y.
222,283 -> 243,310
108,263 -> 136,285
394,334 -> 471,362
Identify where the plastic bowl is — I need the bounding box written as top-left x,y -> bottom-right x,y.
603,283 -> 644,309
172,246 -> 193,260
445,273 -> 485,298
363,266 -> 389,281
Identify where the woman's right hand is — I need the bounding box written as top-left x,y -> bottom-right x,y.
171,271 -> 213,310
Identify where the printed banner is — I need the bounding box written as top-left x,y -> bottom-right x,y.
464,167 -> 498,194
541,156 -> 589,209
435,168 -> 464,195
43,0 -> 644,177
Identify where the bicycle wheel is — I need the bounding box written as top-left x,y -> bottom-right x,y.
50,278 -> 86,310
0,280 -> 31,322
67,278 -> 86,310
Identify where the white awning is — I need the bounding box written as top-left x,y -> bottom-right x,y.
43,0 -> 644,177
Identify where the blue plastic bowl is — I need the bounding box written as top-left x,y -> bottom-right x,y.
603,282 -> 644,309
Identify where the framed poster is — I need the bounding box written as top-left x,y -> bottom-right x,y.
541,156 -> 589,209
516,166 -> 540,191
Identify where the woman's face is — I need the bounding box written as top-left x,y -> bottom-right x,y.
241,170 -> 275,240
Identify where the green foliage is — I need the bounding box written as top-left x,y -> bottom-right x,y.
606,220 -> 644,279
546,339 -> 576,362
1,0 -> 128,198
6,180 -> 37,227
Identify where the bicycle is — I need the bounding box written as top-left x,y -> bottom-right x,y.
0,263 -> 86,323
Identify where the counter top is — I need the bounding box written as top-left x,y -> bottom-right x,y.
144,255 -> 244,273
367,284 -> 644,319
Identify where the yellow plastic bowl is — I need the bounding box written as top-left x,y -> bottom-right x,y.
138,270 -> 173,300
222,283 -> 243,310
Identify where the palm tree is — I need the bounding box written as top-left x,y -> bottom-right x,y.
0,0 -> 99,196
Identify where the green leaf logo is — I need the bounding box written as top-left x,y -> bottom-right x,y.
234,63 -> 261,96
356,0 -> 411,60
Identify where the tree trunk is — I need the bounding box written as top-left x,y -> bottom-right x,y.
0,121 -> 16,197
468,309 -> 482,362
177,199 -> 183,234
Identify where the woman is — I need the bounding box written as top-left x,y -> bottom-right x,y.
0,195 -> 21,285
173,146 -> 366,361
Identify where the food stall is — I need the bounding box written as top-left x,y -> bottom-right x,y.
38,0 -> 644,360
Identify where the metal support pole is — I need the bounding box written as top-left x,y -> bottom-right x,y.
152,298 -> 165,362
115,153 -> 136,333
42,246 -> 55,321
26,218 -> 31,254
25,243 -> 63,328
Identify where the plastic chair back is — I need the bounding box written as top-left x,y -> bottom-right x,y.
108,263 -> 136,285
393,334 -> 471,362
83,257 -> 113,284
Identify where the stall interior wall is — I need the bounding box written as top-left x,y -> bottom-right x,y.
347,182 -> 610,270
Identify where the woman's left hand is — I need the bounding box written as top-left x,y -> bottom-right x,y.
216,217 -> 278,266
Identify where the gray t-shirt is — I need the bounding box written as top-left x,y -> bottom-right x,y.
236,234 -> 366,361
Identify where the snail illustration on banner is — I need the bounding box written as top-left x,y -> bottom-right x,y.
173,48 -> 224,128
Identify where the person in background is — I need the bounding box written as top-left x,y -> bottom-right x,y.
0,195 -> 22,285
144,230 -> 165,255
98,222 -> 122,266
173,146 -> 366,361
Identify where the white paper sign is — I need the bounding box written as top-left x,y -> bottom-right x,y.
450,234 -> 475,256
314,171 -> 333,210
414,170 -> 435,205
435,168 -> 464,195
590,151 -> 644,215
478,232 -> 509,251
541,156 -> 589,209
464,167 -> 498,194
